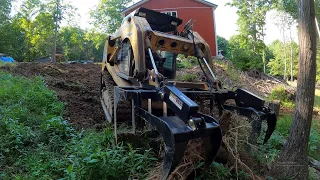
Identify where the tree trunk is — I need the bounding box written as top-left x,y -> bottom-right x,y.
263,49 -> 266,73
53,20 -> 57,63
283,30 -> 287,81
290,30 -> 294,81
52,0 -> 60,63
262,29 -> 266,73
269,0 -> 317,179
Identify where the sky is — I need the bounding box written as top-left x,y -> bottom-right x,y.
68,0 -> 298,45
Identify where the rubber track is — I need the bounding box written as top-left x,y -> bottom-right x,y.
102,70 -> 132,122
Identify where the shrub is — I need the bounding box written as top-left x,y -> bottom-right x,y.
269,86 -> 294,108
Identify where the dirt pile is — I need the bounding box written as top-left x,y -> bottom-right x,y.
1,62 -> 105,129
176,61 -> 290,98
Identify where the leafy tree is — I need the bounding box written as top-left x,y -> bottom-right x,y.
90,0 -> 132,34
58,26 -> 86,60
0,17 -> 26,61
227,0 -> 276,71
271,10 -> 295,80
267,40 -> 298,78
0,0 -> 12,23
85,30 -> 105,61
217,36 -> 228,56
14,0 -> 76,61
57,27 -> 105,61
48,0 -> 77,62
227,34 -> 263,70
279,0 -> 320,19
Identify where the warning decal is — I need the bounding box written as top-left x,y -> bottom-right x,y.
169,92 -> 183,110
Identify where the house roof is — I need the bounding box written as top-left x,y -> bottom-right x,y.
121,0 -> 218,15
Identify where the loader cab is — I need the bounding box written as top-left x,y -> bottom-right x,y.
145,50 -> 177,80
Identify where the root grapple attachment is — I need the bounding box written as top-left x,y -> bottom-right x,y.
113,85 -> 223,179
111,84 -> 277,179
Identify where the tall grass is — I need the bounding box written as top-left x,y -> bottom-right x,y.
0,72 -> 156,179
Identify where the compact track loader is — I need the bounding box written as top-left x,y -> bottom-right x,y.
101,8 -> 277,179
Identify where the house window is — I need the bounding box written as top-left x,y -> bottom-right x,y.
162,11 -> 178,17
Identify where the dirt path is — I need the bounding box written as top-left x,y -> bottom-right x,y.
1,62 -> 105,129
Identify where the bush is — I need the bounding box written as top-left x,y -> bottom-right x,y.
269,86 -> 294,108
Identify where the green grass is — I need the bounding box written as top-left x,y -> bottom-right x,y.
269,86 -> 295,108
314,89 -> 320,110
0,61 -> 16,67
176,56 -> 197,69
0,71 -> 156,179
267,114 -> 320,160
267,85 -> 320,160
176,73 -> 198,82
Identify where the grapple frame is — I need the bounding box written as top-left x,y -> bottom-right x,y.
111,84 -> 276,179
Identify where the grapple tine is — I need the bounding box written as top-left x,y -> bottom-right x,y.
203,129 -> 223,166
162,141 -> 188,179
249,112 -> 263,145
263,113 -> 277,144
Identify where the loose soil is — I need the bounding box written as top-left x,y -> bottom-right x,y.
1,62 -> 105,129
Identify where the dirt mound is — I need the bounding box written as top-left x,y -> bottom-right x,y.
177,62 -> 288,98
1,62 -> 105,129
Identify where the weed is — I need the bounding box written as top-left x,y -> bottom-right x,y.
177,56 -> 197,69
176,73 -> 198,82
309,167 -> 319,180
64,130 -> 157,180
198,162 -> 250,180
266,114 -> 320,160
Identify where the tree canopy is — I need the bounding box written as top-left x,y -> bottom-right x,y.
90,0 -> 132,34
0,0 -> 109,62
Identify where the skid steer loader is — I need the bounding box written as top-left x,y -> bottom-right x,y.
101,7 -> 277,179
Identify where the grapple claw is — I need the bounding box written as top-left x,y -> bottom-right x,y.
263,113 -> 277,144
162,141 -> 188,179
203,130 -> 223,166
136,106 -> 222,179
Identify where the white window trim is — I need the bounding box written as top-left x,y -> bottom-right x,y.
212,7 -> 218,57
161,11 -> 178,17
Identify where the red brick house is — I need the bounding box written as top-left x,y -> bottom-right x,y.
121,0 -> 218,56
